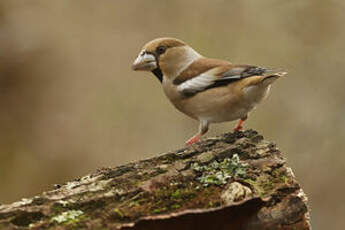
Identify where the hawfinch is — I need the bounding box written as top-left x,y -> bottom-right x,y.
132,37 -> 286,145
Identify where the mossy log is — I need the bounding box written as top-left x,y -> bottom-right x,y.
0,130 -> 311,230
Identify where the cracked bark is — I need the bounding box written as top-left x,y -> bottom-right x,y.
0,130 -> 311,230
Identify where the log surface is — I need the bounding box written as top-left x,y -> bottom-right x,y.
0,130 -> 311,230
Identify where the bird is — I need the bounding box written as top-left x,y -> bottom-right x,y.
132,37 -> 286,145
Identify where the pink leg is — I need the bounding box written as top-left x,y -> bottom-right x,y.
186,133 -> 201,146
234,116 -> 248,131
185,120 -> 209,146
234,120 -> 244,131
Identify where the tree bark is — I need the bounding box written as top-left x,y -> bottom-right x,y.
0,130 -> 311,230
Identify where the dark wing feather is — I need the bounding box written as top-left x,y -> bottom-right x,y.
205,66 -> 270,90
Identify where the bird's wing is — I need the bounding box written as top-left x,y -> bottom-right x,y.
176,62 -> 278,96
173,58 -> 231,85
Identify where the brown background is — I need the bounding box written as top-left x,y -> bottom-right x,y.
0,1 -> 344,229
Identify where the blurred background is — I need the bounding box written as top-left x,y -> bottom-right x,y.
0,0 -> 344,229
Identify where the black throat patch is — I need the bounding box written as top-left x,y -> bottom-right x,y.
151,68 -> 163,83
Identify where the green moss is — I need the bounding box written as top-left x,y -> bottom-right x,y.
114,175 -> 224,217
171,204 -> 181,209
280,175 -> 289,184
129,201 -> 140,208
261,178 -> 274,192
271,168 -> 290,184
244,178 -> 266,197
171,189 -> 182,199
113,208 -> 124,218
246,174 -> 279,197
244,167 -> 290,197
64,217 -> 88,230
152,207 -> 167,214
137,183 -> 199,215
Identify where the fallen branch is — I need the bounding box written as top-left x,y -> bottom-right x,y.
0,130 -> 311,230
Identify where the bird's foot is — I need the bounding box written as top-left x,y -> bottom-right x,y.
233,119 -> 245,132
186,134 -> 201,146
233,125 -> 243,132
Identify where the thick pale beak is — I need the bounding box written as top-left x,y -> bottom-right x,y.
132,52 -> 157,71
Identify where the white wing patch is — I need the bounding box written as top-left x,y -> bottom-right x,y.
177,72 -> 216,95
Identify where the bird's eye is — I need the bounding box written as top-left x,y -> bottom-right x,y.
156,46 -> 167,55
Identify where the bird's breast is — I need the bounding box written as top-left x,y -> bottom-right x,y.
162,78 -> 197,119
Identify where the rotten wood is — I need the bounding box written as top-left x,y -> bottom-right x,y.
0,130 -> 311,230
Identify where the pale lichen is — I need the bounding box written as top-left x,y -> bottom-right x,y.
51,210 -> 84,224
191,154 -> 248,187
61,176 -> 111,198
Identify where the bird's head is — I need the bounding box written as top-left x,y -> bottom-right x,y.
132,37 -> 201,81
